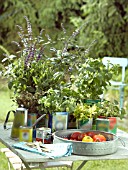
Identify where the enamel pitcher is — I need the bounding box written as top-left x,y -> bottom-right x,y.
4,107 -> 28,139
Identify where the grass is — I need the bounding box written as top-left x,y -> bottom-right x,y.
0,78 -> 128,170
0,77 -> 16,123
0,143 -> 14,170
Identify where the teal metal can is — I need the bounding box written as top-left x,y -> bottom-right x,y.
27,113 -> 37,127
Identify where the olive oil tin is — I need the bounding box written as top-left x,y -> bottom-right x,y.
19,126 -> 33,142
36,127 -> 52,144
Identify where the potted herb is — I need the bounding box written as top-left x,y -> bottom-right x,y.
2,16 -> 58,127
37,23 -> 117,128
2,16 -> 117,130
2,16 -> 55,114
95,100 -> 126,134
72,58 -> 117,101
73,102 -> 100,130
14,92 -> 41,113
38,86 -> 78,130
38,87 -> 77,113
97,100 -> 126,119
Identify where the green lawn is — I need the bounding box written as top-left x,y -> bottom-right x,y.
0,78 -> 16,123
0,78 -> 128,170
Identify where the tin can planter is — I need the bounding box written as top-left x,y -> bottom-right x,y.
36,127 -> 52,144
96,117 -> 117,134
84,99 -> 101,105
48,112 -> 69,132
108,117 -> 117,134
27,113 -> 37,127
19,126 -> 33,142
78,118 -> 92,130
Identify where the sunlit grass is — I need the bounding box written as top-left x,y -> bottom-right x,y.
0,78 -> 16,122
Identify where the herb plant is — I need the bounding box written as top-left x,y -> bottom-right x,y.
2,16 -> 55,112
73,102 -> 99,121
97,100 -> 126,119
2,16 -> 117,116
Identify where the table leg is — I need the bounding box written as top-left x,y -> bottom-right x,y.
76,160 -> 87,170
39,164 -> 45,170
21,159 -> 31,170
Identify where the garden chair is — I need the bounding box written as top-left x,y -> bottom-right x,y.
102,57 -> 128,109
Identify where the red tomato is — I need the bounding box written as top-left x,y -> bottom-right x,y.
70,132 -> 81,140
93,134 -> 106,142
78,133 -> 87,141
86,131 -> 95,138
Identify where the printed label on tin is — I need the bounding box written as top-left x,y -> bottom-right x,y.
22,130 -> 29,140
96,118 -> 109,132
51,112 -> 68,132
19,127 -> 32,142
36,127 -> 52,144
36,131 -> 42,138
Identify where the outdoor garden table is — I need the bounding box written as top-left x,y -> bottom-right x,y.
0,124 -> 128,170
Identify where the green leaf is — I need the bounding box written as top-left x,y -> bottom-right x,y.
26,86 -> 36,93
8,81 -> 13,90
33,77 -> 37,84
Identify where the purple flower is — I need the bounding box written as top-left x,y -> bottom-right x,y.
37,46 -> 45,61
24,16 -> 33,41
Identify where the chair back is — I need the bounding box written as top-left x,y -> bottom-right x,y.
102,57 -> 128,83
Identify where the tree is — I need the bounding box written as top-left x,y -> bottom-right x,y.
70,0 -> 128,57
0,0 -> 84,61
1,0 -> 128,62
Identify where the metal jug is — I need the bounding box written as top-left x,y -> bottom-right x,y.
4,107 -> 28,139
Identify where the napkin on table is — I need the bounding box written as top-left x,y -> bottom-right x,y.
12,142 -> 73,159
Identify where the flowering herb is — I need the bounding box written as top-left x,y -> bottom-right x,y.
2,16 -> 56,112
2,16 -> 117,115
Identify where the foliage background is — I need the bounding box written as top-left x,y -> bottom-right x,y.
0,0 -> 128,108
0,0 -> 128,61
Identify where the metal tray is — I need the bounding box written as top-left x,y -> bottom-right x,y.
54,129 -> 118,156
